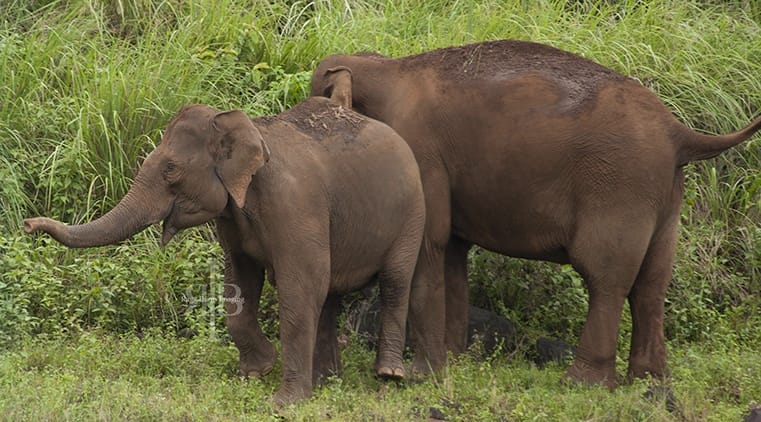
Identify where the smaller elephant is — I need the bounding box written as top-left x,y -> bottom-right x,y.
24,98 -> 425,405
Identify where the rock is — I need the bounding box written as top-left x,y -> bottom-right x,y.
533,337 -> 575,366
344,289 -> 575,366
177,327 -> 198,339
745,404 -> 761,422
344,288 -> 516,356
428,406 -> 446,421
467,305 -> 516,355
643,384 -> 678,414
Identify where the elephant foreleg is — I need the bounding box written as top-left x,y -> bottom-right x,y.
224,251 -> 277,379
408,171 -> 450,376
274,261 -> 331,406
313,294 -> 341,385
444,235 -> 472,356
408,243 -> 447,376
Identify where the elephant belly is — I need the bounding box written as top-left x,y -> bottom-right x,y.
328,266 -> 378,295
449,162 -> 575,264
452,206 -> 571,263
327,209 -> 408,294
327,238 -> 391,294
440,103 -> 584,263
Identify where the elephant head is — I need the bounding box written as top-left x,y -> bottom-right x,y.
24,105 -> 269,247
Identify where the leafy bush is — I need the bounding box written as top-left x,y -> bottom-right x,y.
1,230 -> 199,338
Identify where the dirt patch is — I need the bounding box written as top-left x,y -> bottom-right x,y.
268,98 -> 367,140
395,39 -> 634,109
400,40 -> 625,83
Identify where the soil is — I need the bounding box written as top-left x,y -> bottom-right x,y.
265,98 -> 367,140
398,39 -> 627,84
390,39 -> 636,110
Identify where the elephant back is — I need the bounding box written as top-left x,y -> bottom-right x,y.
271,97 -> 368,142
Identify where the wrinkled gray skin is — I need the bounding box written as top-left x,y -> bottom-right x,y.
309,40 -> 761,388
24,98 -> 425,405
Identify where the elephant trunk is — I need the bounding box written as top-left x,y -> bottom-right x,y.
23,177 -> 172,248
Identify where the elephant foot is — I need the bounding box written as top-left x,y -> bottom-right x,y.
313,360 -> 341,386
411,357 -> 433,376
627,357 -> 669,382
562,361 -> 617,390
375,352 -> 405,380
273,383 -> 311,407
241,366 -> 273,379
239,351 -> 276,379
410,350 -> 446,377
375,364 -> 405,380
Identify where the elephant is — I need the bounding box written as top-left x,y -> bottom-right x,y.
309,39 -> 761,387
24,97 -> 426,405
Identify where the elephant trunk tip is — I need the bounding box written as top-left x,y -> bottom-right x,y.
23,217 -> 49,234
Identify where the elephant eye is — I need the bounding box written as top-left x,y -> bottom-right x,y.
163,161 -> 179,182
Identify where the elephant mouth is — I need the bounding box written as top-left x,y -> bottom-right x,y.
160,201 -> 213,247
160,204 -> 178,247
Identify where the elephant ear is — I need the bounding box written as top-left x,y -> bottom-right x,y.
212,110 -> 270,209
324,66 -> 353,108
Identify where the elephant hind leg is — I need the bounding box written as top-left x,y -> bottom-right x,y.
375,221 -> 424,380
407,241 -> 446,377
375,267 -> 410,379
373,266 -> 412,380
563,215 -> 654,388
627,212 -> 680,381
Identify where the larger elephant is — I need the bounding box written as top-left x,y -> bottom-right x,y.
24,97 -> 425,405
310,40 -> 761,387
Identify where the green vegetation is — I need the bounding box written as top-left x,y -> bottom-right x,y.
0,331 -> 759,420
1,0 -> 759,419
0,331 -> 761,421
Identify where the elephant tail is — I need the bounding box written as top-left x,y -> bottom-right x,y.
675,114 -> 761,166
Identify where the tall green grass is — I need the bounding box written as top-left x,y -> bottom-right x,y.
2,0 -> 759,223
